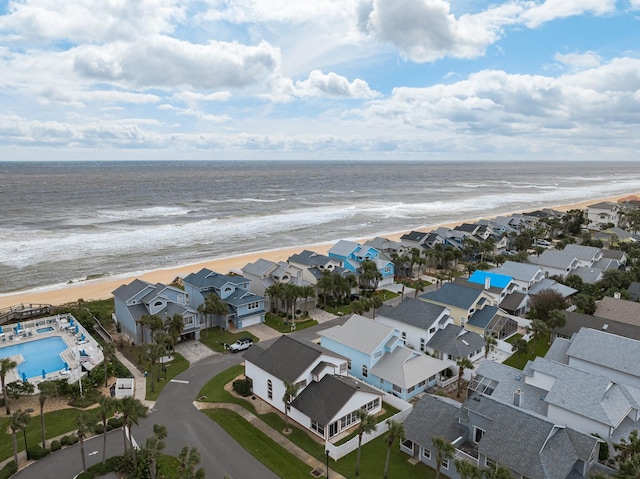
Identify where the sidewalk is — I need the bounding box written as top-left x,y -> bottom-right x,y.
194,401 -> 346,479
114,351 -> 155,409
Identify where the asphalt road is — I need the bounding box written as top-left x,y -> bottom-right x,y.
13,317 -> 353,479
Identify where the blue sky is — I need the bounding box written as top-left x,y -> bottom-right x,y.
1,0 -> 639,161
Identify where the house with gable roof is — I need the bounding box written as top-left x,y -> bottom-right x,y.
587,201 -> 620,228
594,296 -> 640,327
401,393 -> 600,479
490,261 -> 546,294
426,324 -> 485,363
561,244 -> 603,268
362,236 -> 408,257
112,279 -> 199,343
243,335 -> 383,441
319,314 -> 450,400
376,297 -> 453,353
182,268 -> 265,330
328,240 -> 394,286
527,250 -> 581,279
287,250 -> 346,285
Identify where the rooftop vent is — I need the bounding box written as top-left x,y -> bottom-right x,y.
602,324 -> 609,330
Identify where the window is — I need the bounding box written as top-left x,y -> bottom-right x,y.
485,457 -> 496,468
340,410 -> 358,429
429,327 -> 436,334
361,398 -> 380,412
267,380 -> 272,400
418,380 -> 426,387
420,338 -> 426,352
401,331 -> 407,344
374,350 -> 382,358
422,449 -> 431,460
348,359 -> 352,370
311,421 -> 324,436
154,300 -> 163,307
294,380 -> 307,390
392,384 -> 401,393
339,362 -> 347,373
429,375 -> 436,383
247,301 -> 260,310
407,385 -> 415,393
362,365 -> 368,377
442,458 -> 449,470
384,266 -> 391,273
474,427 -> 485,443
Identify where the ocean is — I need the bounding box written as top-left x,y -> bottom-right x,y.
1,160 -> 639,295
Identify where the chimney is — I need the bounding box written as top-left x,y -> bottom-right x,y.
484,276 -> 491,289
513,389 -> 523,407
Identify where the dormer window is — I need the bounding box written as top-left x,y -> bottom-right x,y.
154,301 -> 163,307
224,287 -> 232,292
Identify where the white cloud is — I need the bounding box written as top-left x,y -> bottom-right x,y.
520,0 -> 617,28
554,51 -> 602,70
72,37 -> 280,90
360,0 -> 524,62
0,0 -> 184,42
200,0 -> 356,24
293,70 -> 380,98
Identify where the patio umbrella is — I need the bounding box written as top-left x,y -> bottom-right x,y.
42,369 -> 46,379
64,361 -> 69,371
81,333 -> 85,341
21,372 -> 27,383
70,318 -> 74,326
0,325 -> 3,333
75,324 -> 79,334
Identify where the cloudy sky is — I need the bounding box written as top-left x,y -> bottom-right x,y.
1,0 -> 639,161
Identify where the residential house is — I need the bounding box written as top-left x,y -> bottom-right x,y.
553,311 -> 640,343
376,297 -> 453,353
362,236 -> 408,257
586,201 -> 620,228
594,295 -> 640,327
561,244 -> 603,268
328,240 -> 394,287
628,282 -> 640,302
183,268 -> 265,330
528,278 -> 577,299
319,314 -> 450,400
426,324 -> 485,363
401,393 -> 600,479
527,250 -> 580,279
287,250 -> 345,285
244,335 -> 383,441
490,261 -> 546,294
112,279 -> 200,343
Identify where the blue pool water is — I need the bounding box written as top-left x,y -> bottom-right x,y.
0,336 -> 67,378
36,326 -> 54,334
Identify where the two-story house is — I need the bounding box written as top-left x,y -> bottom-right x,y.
244,335 -> 383,441
586,201 -> 620,228
183,268 -> 265,330
328,240 -> 394,287
286,250 -> 345,285
112,279 -> 199,343
319,314 -> 449,400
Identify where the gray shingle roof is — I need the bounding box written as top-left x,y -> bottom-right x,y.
467,305 -> 499,329
404,394 -> 464,445
554,311 -> 640,342
566,327 -> 640,378
112,279 -> 154,300
319,314 -> 397,355
291,375 -> 381,425
369,347 -> 449,388
594,296 -> 640,325
562,244 -> 602,262
499,292 -> 528,312
242,258 -> 277,276
287,249 -> 334,267
426,324 -> 484,358
183,268 -> 247,289
400,231 -> 428,242
528,278 -> 577,297
490,261 -> 543,282
244,335 -> 345,382
377,297 -> 448,329
420,282 -> 484,310
571,267 -> 603,285
328,239 -> 358,257
528,250 -> 578,269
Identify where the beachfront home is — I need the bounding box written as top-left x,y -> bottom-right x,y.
587,201 -> 621,228
286,250 -> 345,285
527,250 -> 580,279
328,240 -> 394,287
183,268 -> 265,330
319,314 -> 450,400
112,279 -> 200,343
376,297 -> 452,352
401,393 -> 600,479
243,335 -> 383,441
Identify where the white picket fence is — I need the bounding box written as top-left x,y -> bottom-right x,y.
325,393 -> 412,461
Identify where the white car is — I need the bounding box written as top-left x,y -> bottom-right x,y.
229,338 -> 253,353
536,240 -> 551,247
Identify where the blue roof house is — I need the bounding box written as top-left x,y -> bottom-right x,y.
319,314 -> 449,400
328,240 -> 394,287
183,268 -> 266,330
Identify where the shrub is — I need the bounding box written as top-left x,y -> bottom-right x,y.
232,379 -> 252,397
60,435 -> 70,446
65,434 -> 79,445
0,461 -> 17,479
94,423 -> 105,434
29,444 -> 51,460
78,455 -> 122,479
108,417 -> 124,428
50,440 -> 61,451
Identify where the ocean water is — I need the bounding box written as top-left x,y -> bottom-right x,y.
1,160 -> 639,295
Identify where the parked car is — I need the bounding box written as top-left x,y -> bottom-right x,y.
536,240 -> 551,247
229,338 -> 253,352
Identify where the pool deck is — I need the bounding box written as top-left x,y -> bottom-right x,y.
0,313 -> 104,385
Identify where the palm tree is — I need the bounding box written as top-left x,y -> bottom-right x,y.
454,459 -> 482,479
614,429 -> 640,464
97,395 -> 114,463
282,380 -> 299,433
146,342 -> 166,392
146,423 -> 168,479
601,268 -> 624,290
546,309 -> 566,342
456,357 -> 474,398
528,318 -> 548,353
198,293 -> 228,332
265,283 -> 284,313
165,314 -> 185,346
370,294 -> 384,320
317,271 -> 334,308
300,285 -> 316,316
1,357 -> 18,415
101,341 -> 116,388
383,419 -> 405,479
37,381 -> 58,448
355,409 -> 377,476
178,445 -> 205,479
511,338 -> 529,365
432,436 -> 455,479
76,411 -> 94,474
359,259 -> 383,294
120,396 -> 149,453
483,464 -> 514,478
10,409 -> 31,467
484,335 -> 497,359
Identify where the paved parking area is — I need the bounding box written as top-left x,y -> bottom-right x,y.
244,322 -> 282,342
175,340 -> 217,363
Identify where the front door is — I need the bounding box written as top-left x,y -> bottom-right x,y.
329,421 -> 338,438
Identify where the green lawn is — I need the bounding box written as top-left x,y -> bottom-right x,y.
502,337 -> 551,370
199,366 -> 437,479
264,313 -> 318,333
145,352 -> 190,401
199,328 -> 260,353
505,333 -> 523,344
204,409 -> 317,478
0,408 -> 82,462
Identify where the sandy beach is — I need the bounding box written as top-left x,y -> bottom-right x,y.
0,194 -> 635,310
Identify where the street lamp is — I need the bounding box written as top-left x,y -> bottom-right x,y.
325,449 -> 330,479
23,408 -> 34,460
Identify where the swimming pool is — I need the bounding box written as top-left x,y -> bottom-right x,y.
36,326 -> 55,334
0,336 -> 67,379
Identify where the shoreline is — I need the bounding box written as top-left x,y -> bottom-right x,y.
0,193 -> 635,310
